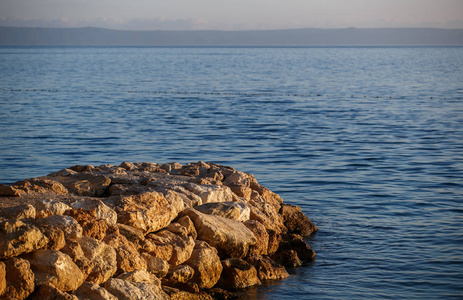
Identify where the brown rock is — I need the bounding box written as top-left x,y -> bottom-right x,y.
184,241 -> 223,289
78,236 -> 117,285
25,249 -> 84,292
104,276 -> 168,300
34,199 -> 71,218
61,239 -> 85,261
267,230 -> 282,256
13,178 -> 68,195
229,186 -> 252,201
244,220 -> 269,256
167,186 -> 202,208
117,269 -> 161,287
279,234 -> 316,262
37,215 -> 83,240
68,165 -> 96,173
117,223 -> 145,246
143,253 -> 169,278
166,265 -> 195,283
163,287 -> 211,300
119,162 -> 136,171
184,183 -> 236,204
194,201 -> 250,222
103,234 -> 146,275
65,209 -> 109,240
248,195 -> 285,234
29,283 -> 78,300
246,254 -> 289,281
60,240 -> 94,280
272,249 -> 302,268
116,191 -> 178,233
0,204 -> 35,220
222,171 -> 257,188
207,288 -> 239,300
170,215 -> 197,239
0,262 -> 5,296
250,182 -> 283,206
108,183 -> 146,197
71,199 -> 117,226
0,219 -> 49,259
2,258 -> 35,299
0,184 -> 21,197
74,282 -> 118,300
147,229 -> 195,266
181,208 -> 256,258
49,173 -> 111,197
280,203 -> 317,236
39,224 -> 66,250
217,258 -> 261,290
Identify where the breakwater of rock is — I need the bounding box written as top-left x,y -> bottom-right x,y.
0,162 -> 317,299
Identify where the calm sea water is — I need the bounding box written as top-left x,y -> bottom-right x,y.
1,46 -> 463,299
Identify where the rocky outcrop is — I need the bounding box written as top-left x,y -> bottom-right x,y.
0,161 -> 317,299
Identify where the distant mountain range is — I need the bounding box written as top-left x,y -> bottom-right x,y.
1,26 -> 463,46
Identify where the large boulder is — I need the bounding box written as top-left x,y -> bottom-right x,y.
181,208 -> 256,258
165,265 -> 195,283
277,234 -> 316,262
184,183 -> 235,204
74,282 -> 118,300
28,283 -> 79,300
103,234 -> 146,275
0,204 -> 36,220
38,224 -> 66,251
71,199 -> 117,226
1,258 -> 35,299
48,173 -> 111,197
244,220 -> 269,256
143,254 -> 169,279
104,271 -> 168,300
25,249 -> 84,292
217,258 -> 261,290
34,199 -> 71,218
194,201 -> 250,222
115,191 -> 179,233
78,236 -> 117,285
246,254 -> 289,281
0,220 -> 49,259
248,195 -> 285,234
147,229 -> 195,266
184,241 -> 223,289
37,215 -> 83,240
280,203 -> 318,236
0,184 -> 21,197
13,178 -> 68,195
65,209 -> 109,241
60,240 -> 94,280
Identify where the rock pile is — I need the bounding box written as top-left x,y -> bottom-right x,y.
0,162 -> 317,299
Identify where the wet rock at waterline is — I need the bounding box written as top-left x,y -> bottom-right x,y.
0,161 -> 317,299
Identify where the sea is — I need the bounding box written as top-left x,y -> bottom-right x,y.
0,46 -> 462,299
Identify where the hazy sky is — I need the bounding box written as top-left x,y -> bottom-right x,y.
1,0 -> 463,30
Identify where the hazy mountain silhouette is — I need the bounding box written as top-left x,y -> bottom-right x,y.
1,26 -> 462,46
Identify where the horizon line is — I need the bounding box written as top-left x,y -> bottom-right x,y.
2,25 -> 463,32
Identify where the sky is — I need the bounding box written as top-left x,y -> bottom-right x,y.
1,0 -> 463,31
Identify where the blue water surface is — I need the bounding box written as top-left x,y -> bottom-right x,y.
0,46 -> 462,299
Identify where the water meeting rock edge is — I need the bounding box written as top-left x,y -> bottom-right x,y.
0,161 -> 317,299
